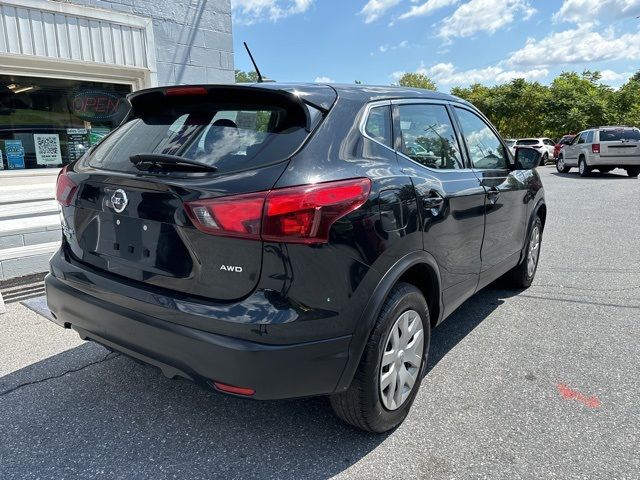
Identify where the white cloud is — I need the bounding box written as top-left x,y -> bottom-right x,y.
232,0 -> 313,24
314,76 -> 335,83
419,62 -> 548,86
397,0 -> 459,20
360,0 -> 401,23
377,40 -> 409,53
553,0 -> 640,23
439,0 -> 536,40
506,25 -> 640,67
392,61 -> 548,87
599,70 -> 632,83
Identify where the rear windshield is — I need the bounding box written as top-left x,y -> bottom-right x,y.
505,140 -> 515,147
599,129 -> 640,142
84,96 -> 317,174
516,139 -> 539,145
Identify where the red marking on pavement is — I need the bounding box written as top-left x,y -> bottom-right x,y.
556,383 -> 601,408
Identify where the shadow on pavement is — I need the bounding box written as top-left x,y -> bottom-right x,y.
0,285 -> 516,480
550,171 -> 636,180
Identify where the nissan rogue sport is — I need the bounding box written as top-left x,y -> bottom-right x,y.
46,83 -> 546,433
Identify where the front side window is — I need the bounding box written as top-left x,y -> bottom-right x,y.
364,106 -> 392,147
397,104 -> 463,169
577,132 -> 587,144
455,108 -> 508,170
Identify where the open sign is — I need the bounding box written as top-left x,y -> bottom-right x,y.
69,91 -> 125,121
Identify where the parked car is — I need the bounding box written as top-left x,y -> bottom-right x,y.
46,83 -> 546,433
554,134 -> 575,160
514,138 -> 556,164
556,126 -> 640,177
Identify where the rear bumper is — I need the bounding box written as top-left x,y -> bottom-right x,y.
590,154 -> 640,166
45,273 -> 351,400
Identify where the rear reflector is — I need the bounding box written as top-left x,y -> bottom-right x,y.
184,178 -> 371,244
213,382 -> 255,396
165,86 -> 208,96
55,165 -> 78,207
592,143 -> 600,153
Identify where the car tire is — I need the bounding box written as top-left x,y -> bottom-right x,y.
504,216 -> 543,289
626,166 -> 640,178
556,156 -> 570,173
330,282 -> 430,433
541,153 -> 549,166
578,157 -> 590,177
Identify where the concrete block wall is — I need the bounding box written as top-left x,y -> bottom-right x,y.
69,0 -> 234,85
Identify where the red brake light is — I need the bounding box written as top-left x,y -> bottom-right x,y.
592,143 -> 600,153
165,86 -> 208,96
184,178 -> 372,244
185,192 -> 265,240
55,165 -> 78,206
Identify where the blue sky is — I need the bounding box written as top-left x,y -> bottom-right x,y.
231,0 -> 640,91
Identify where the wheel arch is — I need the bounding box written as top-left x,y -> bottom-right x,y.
333,250 -> 443,393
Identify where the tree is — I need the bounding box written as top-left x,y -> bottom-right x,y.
613,72 -> 640,126
397,73 -> 437,91
235,70 -> 259,83
545,71 -> 614,137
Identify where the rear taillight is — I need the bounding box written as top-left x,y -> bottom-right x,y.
592,143 -> 600,153
55,165 -> 78,207
184,178 -> 371,244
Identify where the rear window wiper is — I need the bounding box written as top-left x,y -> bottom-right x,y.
129,153 -> 217,172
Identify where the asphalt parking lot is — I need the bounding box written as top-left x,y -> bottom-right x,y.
1,167 -> 639,479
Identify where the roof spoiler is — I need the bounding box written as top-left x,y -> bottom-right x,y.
126,84 -> 332,131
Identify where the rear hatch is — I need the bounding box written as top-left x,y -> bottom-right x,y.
62,85 -> 335,301
598,128 -> 640,161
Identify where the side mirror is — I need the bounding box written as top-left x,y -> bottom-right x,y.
514,147 -> 541,170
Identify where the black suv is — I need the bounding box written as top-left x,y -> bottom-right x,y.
46,83 -> 546,432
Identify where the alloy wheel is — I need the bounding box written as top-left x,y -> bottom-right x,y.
379,309 -> 424,410
527,225 -> 541,278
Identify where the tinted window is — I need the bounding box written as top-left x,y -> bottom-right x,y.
516,139 -> 539,146
86,97 -> 314,174
364,106 -> 392,147
599,128 -> 640,141
397,104 -> 463,169
505,140 -> 516,147
577,132 -> 586,144
585,131 -> 594,143
455,108 -> 508,169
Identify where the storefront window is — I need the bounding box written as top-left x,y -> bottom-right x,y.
0,75 -> 131,170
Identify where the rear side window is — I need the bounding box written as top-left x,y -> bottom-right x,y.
364,106 -> 392,147
397,104 -> 463,169
86,95 -> 316,174
599,129 -> 640,141
585,131 -> 594,143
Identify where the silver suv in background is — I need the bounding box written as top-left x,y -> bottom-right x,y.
556,126 -> 640,177
515,138 -> 556,164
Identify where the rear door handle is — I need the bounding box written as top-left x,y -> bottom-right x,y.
422,192 -> 444,214
486,187 -> 500,205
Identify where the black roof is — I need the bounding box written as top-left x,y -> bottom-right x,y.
128,82 -> 471,113
252,82 -> 469,107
